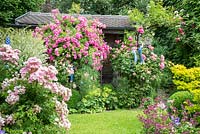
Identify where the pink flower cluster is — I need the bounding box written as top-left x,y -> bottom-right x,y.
0,45 -> 20,65
45,82 -> 72,101
5,85 -> 26,105
55,99 -> 71,130
19,57 -> 71,102
34,10 -> 110,70
160,55 -> 165,70
0,114 -> 15,129
20,57 -> 58,83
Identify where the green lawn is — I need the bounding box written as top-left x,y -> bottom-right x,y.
68,109 -> 143,134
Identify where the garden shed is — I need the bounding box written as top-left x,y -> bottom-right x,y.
15,12 -> 135,83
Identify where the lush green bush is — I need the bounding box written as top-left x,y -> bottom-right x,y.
168,91 -> 193,109
76,88 -> 106,113
154,0 -> 200,67
68,89 -> 81,109
68,84 -> 118,113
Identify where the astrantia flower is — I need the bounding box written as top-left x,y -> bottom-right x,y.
178,28 -> 184,35
175,37 -> 180,42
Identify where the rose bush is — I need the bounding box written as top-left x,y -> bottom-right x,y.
111,29 -> 167,108
34,9 -> 110,71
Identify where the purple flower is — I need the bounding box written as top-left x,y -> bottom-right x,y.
171,116 -> 180,126
0,130 -> 5,134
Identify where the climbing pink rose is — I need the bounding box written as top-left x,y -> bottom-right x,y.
137,27 -> 144,34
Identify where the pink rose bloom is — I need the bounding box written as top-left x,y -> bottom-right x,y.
160,62 -> 165,70
142,54 -> 146,61
160,55 -> 165,62
115,40 -> 121,44
148,45 -> 154,51
51,9 -> 60,14
75,33 -> 83,39
128,36 -> 133,41
49,55 -> 55,61
55,48 -> 59,56
137,27 -> 144,34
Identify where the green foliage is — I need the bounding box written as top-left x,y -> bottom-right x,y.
0,61 -> 18,84
68,89 -> 81,109
101,84 -> 118,110
76,88 -> 106,113
153,0 -> 200,66
68,2 -> 82,14
129,0 -> 177,26
0,27 -> 47,62
75,65 -> 100,97
80,0 -> 112,15
113,77 -> 154,108
168,91 -> 193,109
0,0 -> 45,25
69,84 -> 118,113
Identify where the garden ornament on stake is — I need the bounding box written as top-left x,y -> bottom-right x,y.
132,26 -> 145,64
67,63 -> 74,83
5,35 -> 11,45
138,43 -> 144,64
132,47 -> 138,64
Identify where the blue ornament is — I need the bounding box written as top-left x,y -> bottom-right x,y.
138,45 -> 144,64
68,65 -> 74,82
132,49 -> 138,64
69,74 -> 74,82
5,36 -> 11,45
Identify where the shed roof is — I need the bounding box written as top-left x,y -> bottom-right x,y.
15,12 -> 134,30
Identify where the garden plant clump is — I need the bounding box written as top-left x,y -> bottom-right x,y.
0,45 -> 72,133
139,97 -> 200,134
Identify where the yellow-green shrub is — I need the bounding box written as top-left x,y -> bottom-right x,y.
171,64 -> 200,112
